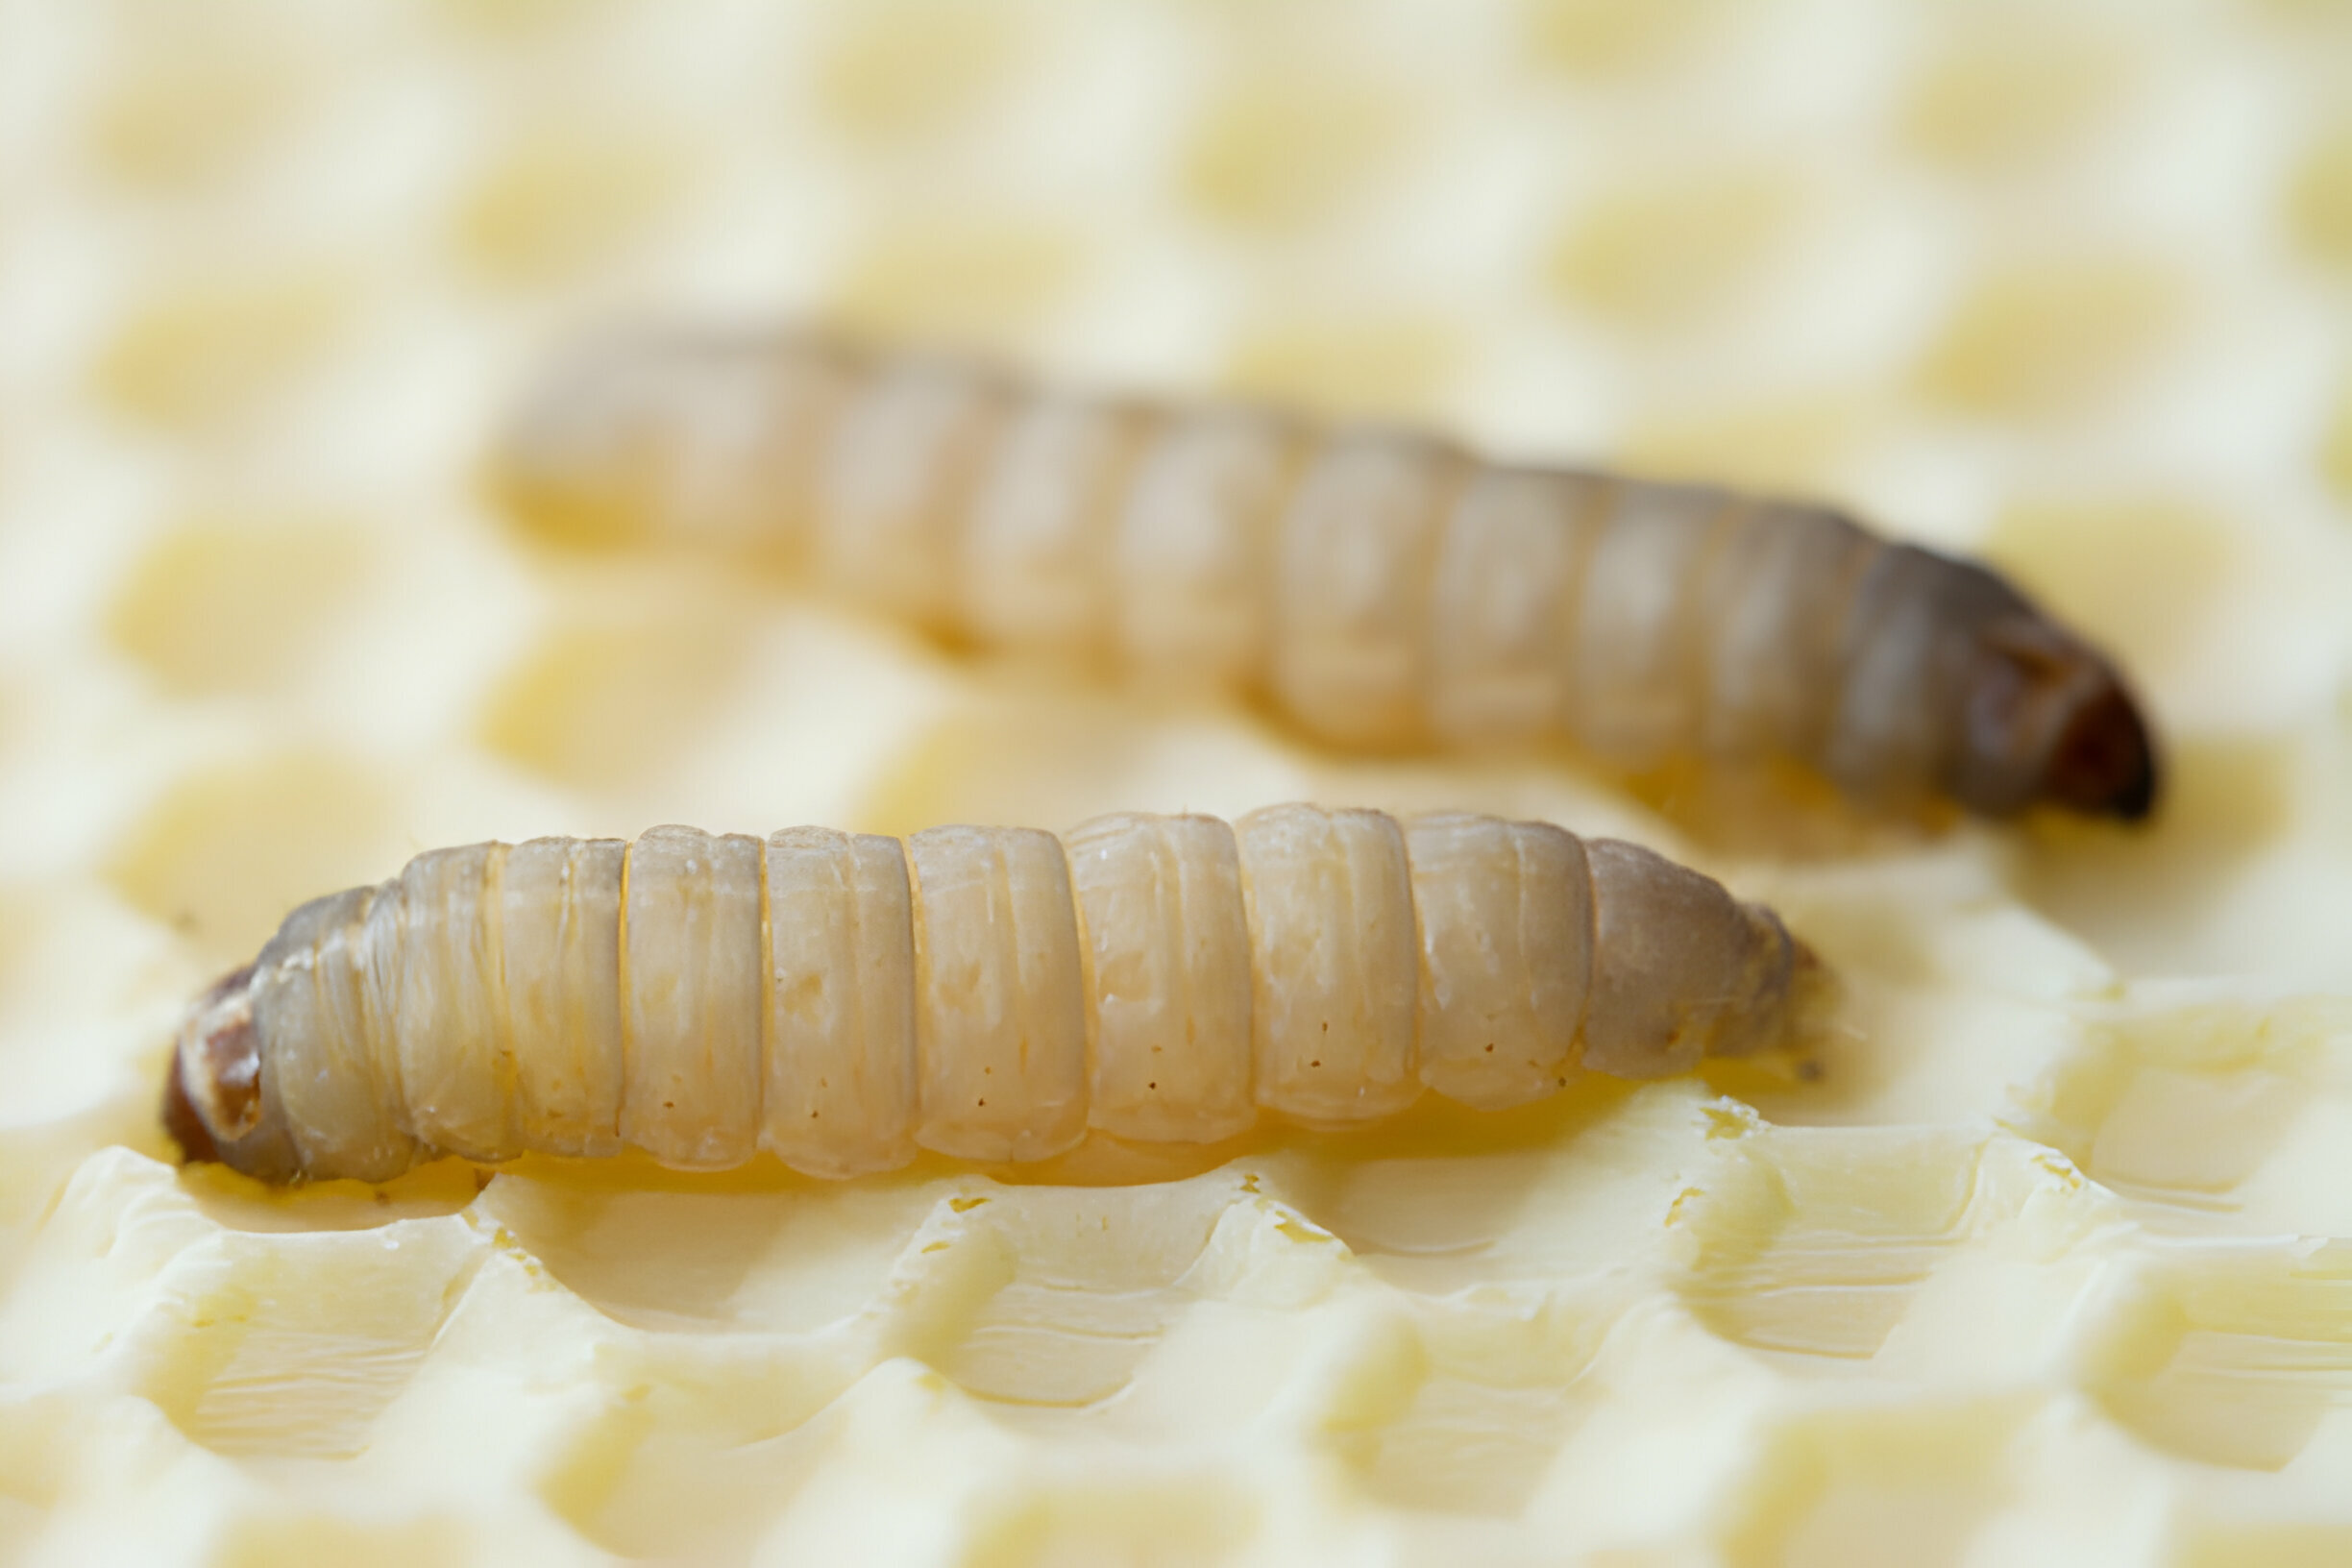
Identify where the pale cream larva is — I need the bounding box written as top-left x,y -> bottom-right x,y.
163,809 -> 1825,1185
494,328 -> 2159,824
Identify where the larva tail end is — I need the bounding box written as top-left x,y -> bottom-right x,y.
164,965 -> 260,1164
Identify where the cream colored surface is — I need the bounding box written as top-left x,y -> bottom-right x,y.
2,2 -> 2350,1563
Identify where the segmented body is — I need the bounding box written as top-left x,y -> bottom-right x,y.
496,328 -> 2158,822
166,808 -> 1816,1185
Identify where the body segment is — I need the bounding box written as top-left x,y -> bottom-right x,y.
168,808 -> 1822,1185
907,824 -> 1090,1163
622,826 -> 764,1168
498,328 -> 2158,822
1066,812 -> 1256,1144
758,826 -> 919,1178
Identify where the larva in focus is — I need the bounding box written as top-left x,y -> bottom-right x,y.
493,327 -> 2158,825
163,808 -> 1825,1185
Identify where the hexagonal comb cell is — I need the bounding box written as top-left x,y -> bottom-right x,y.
1548,168 -> 1809,331
829,217 -> 1091,348
84,39 -> 306,191
1181,67 -> 1422,233
1984,499 -> 2234,687
1355,1317 -> 1594,1517
1222,311 -> 1468,426
809,0 -> 1032,146
2286,119 -> 2352,278
92,270 -> 354,432
1520,0 -> 1723,79
1721,1400 -> 2023,1568
107,519 -> 373,699
452,124 -> 688,287
2012,996 -> 2352,1236
1672,1127 -> 1987,1360
1618,391 -> 1873,500
105,750 -> 407,967
2084,1244 -> 2352,1471
476,603 -> 752,794
1899,23 -> 2138,172
156,1219 -> 489,1458
1915,258 -> 2190,420
2321,374 -> 2352,507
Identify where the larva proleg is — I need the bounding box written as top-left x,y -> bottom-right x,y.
165,808 -> 1827,1187
497,327 -> 2159,824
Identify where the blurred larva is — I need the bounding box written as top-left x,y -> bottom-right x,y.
163,808 -> 1825,1185
493,327 -> 2158,823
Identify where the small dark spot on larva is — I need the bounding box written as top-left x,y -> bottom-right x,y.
977,1098 -> 987,1107
1798,1059 -> 1825,1083
1310,1059 -> 1321,1067
1556,1077 -> 1568,1088
1483,1042 -> 1494,1053
983,1066 -> 992,1074
1147,1081 -> 1157,1090
1321,1020 -> 1329,1033
663,1100 -> 674,1109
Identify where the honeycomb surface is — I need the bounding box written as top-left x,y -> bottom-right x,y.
4,2 -> 2352,1563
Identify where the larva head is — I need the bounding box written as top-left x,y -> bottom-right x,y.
162,965 -> 295,1180
1951,618 -> 2158,822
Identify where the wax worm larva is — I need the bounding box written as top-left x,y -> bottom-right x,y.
494,327 -> 2158,824
163,808 -> 1825,1185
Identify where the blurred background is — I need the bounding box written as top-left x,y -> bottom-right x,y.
6,8 -> 2352,1561
3,0 -> 2351,1107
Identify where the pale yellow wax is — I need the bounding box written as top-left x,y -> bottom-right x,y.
3,3 -> 2351,1564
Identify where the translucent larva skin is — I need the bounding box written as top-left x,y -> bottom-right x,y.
164,809 -> 1819,1186
496,328 -> 2158,823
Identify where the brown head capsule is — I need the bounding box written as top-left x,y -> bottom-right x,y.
493,326 -> 2162,830
1961,617 -> 2158,821
162,963 -> 298,1180
1818,543 -> 2160,823
165,810 -> 1829,1186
